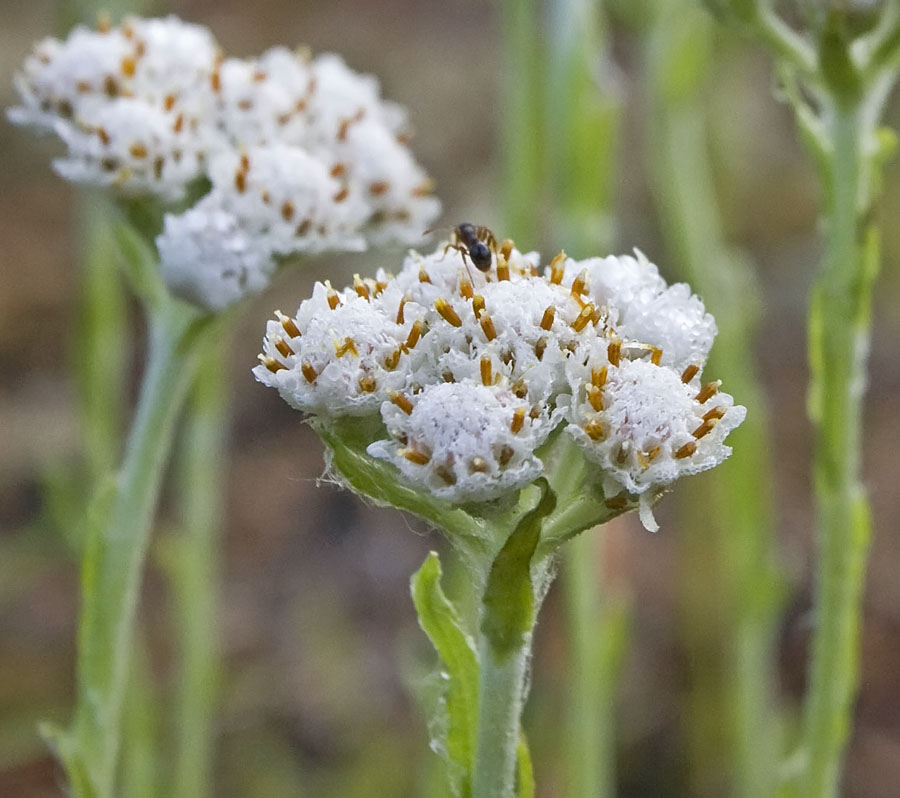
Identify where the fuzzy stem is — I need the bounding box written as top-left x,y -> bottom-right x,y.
471,632 -> 533,798
800,97 -> 874,798
165,342 -> 226,798
68,300 -> 211,798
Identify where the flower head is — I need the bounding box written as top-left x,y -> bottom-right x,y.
9,15 -> 441,310
255,240 -> 745,524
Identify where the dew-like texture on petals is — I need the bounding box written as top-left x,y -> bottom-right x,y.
256,242 -> 745,508
157,199 -> 275,311
367,383 -> 549,502
566,357 -> 745,496
252,283 -> 412,416
9,15 -> 441,311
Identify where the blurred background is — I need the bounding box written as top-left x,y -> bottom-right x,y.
2,0 -> 900,796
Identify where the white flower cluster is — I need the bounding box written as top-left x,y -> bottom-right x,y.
9,15 -> 440,310
254,240 -> 746,511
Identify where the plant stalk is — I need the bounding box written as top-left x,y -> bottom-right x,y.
472,632 -> 533,798
67,299 -> 210,797
165,342 -> 227,798
800,97 -> 874,798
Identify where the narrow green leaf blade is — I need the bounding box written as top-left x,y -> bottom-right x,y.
515,733 -> 535,798
411,552 -> 479,796
480,479 -> 556,658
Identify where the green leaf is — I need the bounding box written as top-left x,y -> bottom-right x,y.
515,733 -> 535,798
411,553 -> 479,798
480,479 -> 556,658
40,722 -> 95,798
314,418 -> 493,563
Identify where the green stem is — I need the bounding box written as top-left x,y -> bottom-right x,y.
68,299 -> 211,798
800,98 -> 874,798
165,343 -> 226,798
563,535 -> 617,798
75,193 -> 129,488
472,633 -> 532,798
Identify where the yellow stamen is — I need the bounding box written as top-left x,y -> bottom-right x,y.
692,419 -> 718,439
458,271 -> 474,299
389,391 -> 414,415
703,405 -> 727,422
592,366 -> 608,388
534,337 -> 547,360
358,375 -> 376,393
301,361 -> 318,383
472,295 -> 486,319
695,380 -> 721,404
260,355 -> 285,373
498,445 -> 514,466
496,254 -> 510,281
353,274 -> 370,300
384,349 -> 401,370
588,386 -> 604,412
570,268 -> 588,297
435,298 -> 463,327
510,407 -> 525,433
573,304 -> 595,333
511,379 -> 527,399
540,305 -> 556,331
418,267 -> 431,283
335,337 -> 358,358
470,457 -> 488,473
274,337 -> 294,358
480,314 -> 497,341
396,297 -> 407,325
404,319 -> 423,350
584,419 -> 606,440
500,239 -> 514,260
480,356 -> 493,386
402,448 -> 430,465
607,338 -> 621,366
675,440 -> 697,459
681,363 -> 700,383
327,289 -> 340,310
276,310 -> 301,339
550,251 -> 566,284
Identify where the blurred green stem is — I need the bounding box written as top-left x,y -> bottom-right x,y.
75,194 -> 129,489
57,298 -> 212,798
800,95 -> 874,798
120,640 -> 160,798
164,342 -> 227,798
644,4 -> 779,796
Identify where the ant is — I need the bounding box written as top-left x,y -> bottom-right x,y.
425,222 -> 498,279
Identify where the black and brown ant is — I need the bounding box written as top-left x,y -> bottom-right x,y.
425,222 -> 498,277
